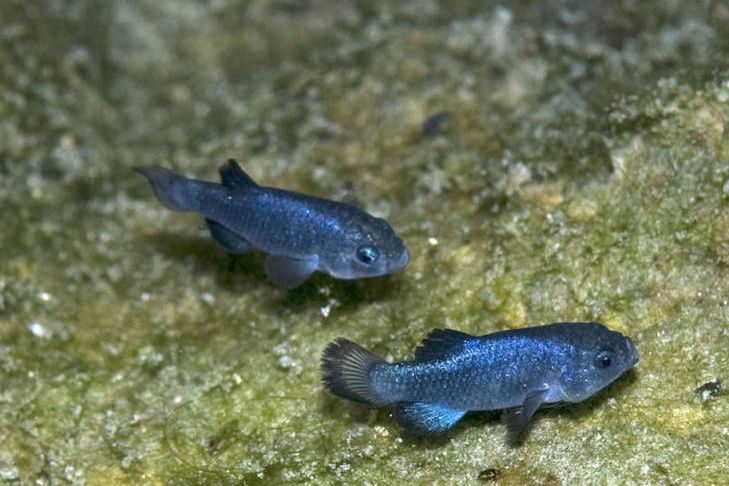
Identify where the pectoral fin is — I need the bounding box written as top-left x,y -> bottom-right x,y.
206,219 -> 251,253
505,387 -> 550,435
264,254 -> 318,289
394,402 -> 466,435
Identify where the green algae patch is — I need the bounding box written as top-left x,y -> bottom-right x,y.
1,1 -> 729,484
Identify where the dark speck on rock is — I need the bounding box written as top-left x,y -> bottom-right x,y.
695,378 -> 723,400
478,468 -> 502,482
421,111 -> 449,137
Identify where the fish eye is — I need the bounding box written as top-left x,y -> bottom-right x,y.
594,350 -> 613,369
356,245 -> 378,265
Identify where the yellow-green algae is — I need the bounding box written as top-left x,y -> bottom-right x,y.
1,1 -> 728,484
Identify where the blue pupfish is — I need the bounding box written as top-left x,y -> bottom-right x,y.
322,322 -> 639,435
136,160 -> 410,288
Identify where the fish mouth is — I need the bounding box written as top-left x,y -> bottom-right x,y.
389,247 -> 411,272
625,337 -> 639,367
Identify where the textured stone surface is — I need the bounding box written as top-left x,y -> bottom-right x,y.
1,1 -> 728,484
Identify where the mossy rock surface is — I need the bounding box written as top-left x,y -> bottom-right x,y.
1,1 -> 728,484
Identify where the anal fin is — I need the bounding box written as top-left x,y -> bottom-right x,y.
394,402 -> 466,435
264,254 -> 318,289
206,219 -> 251,254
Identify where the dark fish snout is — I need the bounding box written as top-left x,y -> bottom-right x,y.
390,246 -> 410,272
625,337 -> 639,367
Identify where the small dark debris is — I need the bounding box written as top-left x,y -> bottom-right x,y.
478,468 -> 502,482
694,378 -> 723,400
206,419 -> 240,454
421,111 -> 449,137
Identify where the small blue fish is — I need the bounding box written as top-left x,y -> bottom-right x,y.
322,322 -> 639,435
136,160 -> 410,288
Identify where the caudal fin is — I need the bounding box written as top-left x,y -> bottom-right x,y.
321,338 -> 388,407
135,166 -> 196,211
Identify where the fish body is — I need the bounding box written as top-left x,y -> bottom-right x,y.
136,160 -> 410,288
322,322 -> 639,435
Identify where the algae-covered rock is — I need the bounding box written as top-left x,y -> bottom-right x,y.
1,0 -> 728,484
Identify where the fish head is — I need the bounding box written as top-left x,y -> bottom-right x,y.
322,216 -> 410,280
555,322 -> 639,403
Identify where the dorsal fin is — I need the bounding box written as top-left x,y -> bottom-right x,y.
219,159 -> 258,190
414,328 -> 477,360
